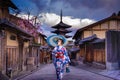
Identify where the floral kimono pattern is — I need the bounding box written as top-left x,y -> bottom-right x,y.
52,46 -> 70,80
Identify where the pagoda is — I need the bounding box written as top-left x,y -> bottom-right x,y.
51,10 -> 72,38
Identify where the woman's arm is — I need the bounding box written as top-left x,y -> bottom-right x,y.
63,47 -> 70,63
52,47 -> 57,63
52,47 -> 57,55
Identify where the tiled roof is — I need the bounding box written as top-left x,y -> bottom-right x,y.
73,13 -> 120,39
0,18 -> 33,37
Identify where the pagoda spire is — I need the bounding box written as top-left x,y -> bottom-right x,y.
51,10 -> 72,38
60,9 -> 63,22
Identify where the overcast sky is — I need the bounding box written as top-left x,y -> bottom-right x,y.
12,0 -> 120,38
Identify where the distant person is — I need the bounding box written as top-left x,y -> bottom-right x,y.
52,38 -> 70,80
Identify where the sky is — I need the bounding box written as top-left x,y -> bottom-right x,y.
11,0 -> 120,38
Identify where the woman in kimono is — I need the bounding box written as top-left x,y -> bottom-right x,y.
52,38 -> 70,80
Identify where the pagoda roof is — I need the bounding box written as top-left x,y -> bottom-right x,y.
65,35 -> 72,38
52,10 -> 72,29
52,21 -> 72,29
51,29 -> 72,34
0,0 -> 18,9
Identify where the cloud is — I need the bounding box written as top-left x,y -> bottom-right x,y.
29,0 -> 120,20
29,0 -> 51,11
11,0 -> 120,40
12,0 -> 120,21
37,12 -> 96,38
17,13 -> 95,36
39,13 -> 96,30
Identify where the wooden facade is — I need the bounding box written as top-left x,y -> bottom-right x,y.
93,41 -> 105,64
0,0 -> 48,78
73,12 -> 120,67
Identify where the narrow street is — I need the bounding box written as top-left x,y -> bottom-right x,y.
17,64 -> 114,80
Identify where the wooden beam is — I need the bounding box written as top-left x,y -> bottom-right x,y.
117,20 -> 119,30
100,24 -> 102,30
108,21 -> 110,30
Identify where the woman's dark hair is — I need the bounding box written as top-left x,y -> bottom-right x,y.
57,38 -> 64,44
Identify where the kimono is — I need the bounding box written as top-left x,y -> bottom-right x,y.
52,46 -> 70,80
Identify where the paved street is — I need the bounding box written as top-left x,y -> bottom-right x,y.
17,64 -> 114,80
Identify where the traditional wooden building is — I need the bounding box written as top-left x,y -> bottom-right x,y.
37,33 -> 51,64
0,0 -> 47,78
27,32 -> 47,69
73,12 -> 120,69
66,41 -> 79,59
37,33 -> 47,46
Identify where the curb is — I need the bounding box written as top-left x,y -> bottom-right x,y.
14,64 -> 46,80
75,65 -> 116,80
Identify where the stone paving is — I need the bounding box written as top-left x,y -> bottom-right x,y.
100,70 -> 120,80
17,64 -> 114,80
76,61 -> 120,80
